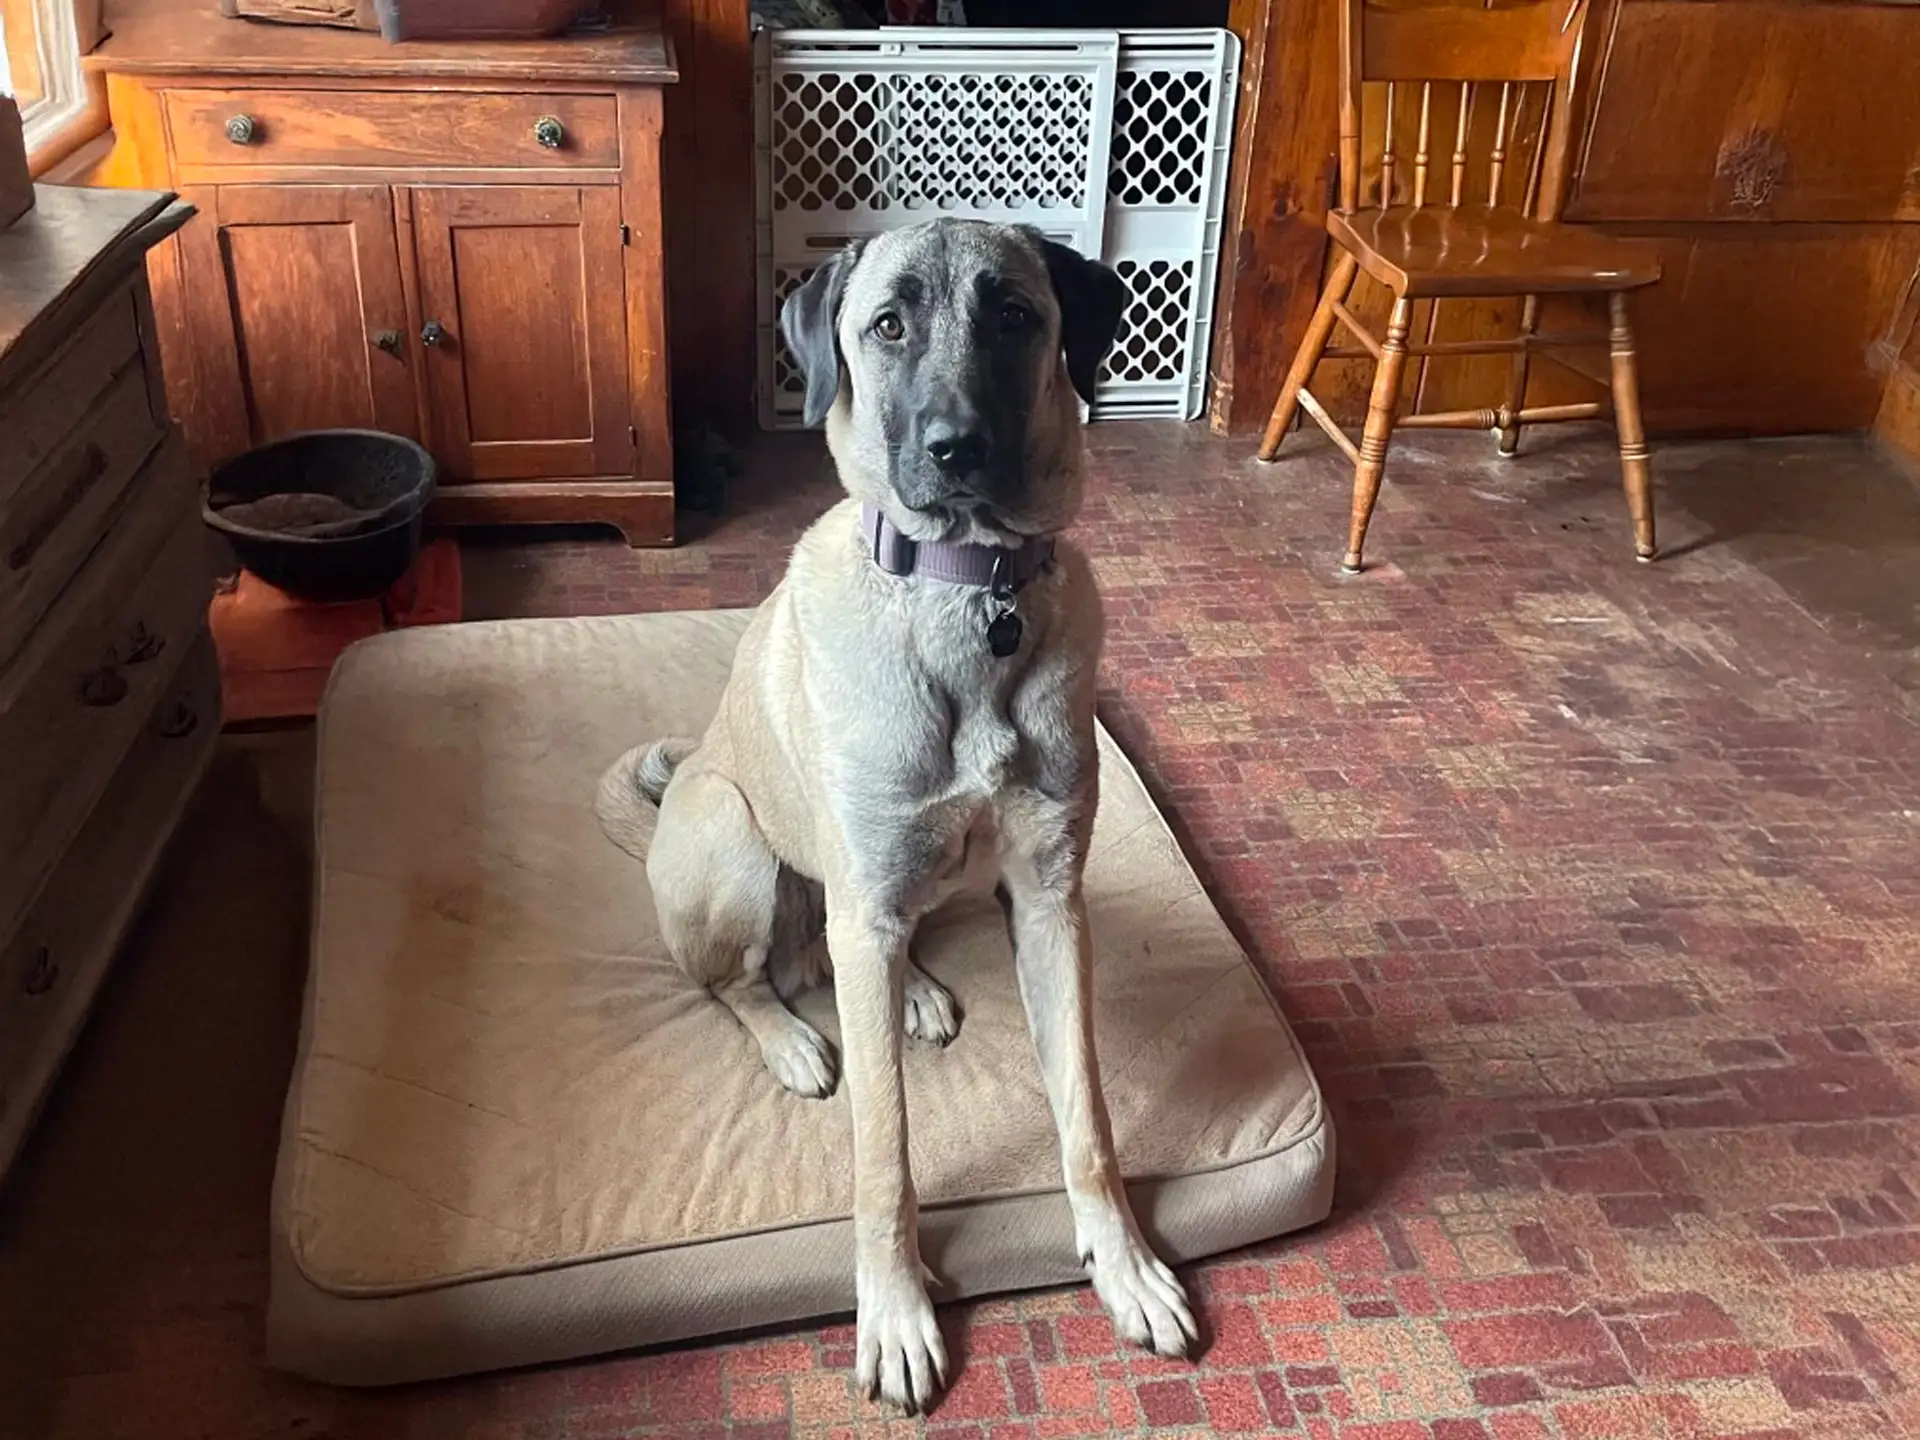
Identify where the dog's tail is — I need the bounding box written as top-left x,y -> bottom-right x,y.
594,737 -> 696,860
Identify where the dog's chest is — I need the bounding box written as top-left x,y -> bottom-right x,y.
948,692 -> 1022,794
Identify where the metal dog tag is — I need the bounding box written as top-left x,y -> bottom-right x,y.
987,610 -> 1023,658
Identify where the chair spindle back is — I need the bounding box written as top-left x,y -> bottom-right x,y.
1338,0 -> 1590,220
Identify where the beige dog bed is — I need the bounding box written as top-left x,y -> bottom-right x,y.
267,612 -> 1333,1386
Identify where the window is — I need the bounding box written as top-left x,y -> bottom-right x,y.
1,0 -> 89,159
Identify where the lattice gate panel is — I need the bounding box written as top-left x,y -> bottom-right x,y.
757,27 -> 1238,428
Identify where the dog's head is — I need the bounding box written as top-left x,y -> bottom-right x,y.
780,219 -> 1127,543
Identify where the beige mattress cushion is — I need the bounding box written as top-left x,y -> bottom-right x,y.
270,612 -> 1332,1385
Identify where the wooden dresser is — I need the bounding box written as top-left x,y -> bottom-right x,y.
88,0 -> 679,546
0,184 -> 219,1181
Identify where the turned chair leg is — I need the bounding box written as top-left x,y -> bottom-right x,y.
1607,290 -> 1656,562
1496,294 -> 1539,457
1258,252 -> 1360,461
1345,294 -> 1415,574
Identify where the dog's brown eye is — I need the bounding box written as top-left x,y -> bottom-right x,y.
874,313 -> 905,341
1000,303 -> 1032,330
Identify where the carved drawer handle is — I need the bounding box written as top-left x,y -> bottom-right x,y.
157,700 -> 200,740
22,946 -> 57,997
533,115 -> 565,149
121,621 -> 166,666
8,445 -> 106,572
80,667 -> 129,707
226,114 -> 257,146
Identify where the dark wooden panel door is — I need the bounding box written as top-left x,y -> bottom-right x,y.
173,184 -> 417,461
407,186 -> 632,483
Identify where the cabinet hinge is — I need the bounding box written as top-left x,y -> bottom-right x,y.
620,223 -> 632,246
628,424 -> 639,449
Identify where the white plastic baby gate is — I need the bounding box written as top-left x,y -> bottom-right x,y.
754,26 -> 1241,427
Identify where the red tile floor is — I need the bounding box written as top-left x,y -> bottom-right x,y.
6,422 -> 1920,1439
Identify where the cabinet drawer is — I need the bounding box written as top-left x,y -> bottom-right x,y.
0,630 -> 218,1177
0,436 -> 209,932
164,88 -> 620,172
0,317 -> 169,671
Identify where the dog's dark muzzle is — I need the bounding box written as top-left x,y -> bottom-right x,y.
899,394 -> 1025,511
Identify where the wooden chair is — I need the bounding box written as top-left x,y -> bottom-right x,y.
1257,0 -> 1662,573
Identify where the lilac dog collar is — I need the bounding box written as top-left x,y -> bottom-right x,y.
861,504 -> 1055,593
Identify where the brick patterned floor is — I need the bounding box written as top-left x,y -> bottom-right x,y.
9,422 -> 1920,1439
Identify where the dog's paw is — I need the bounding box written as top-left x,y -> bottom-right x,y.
855,1261 -> 948,1414
903,965 -> 961,1047
1082,1224 -> 1198,1360
760,1020 -> 838,1099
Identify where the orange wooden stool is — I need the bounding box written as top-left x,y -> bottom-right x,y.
210,538 -> 462,724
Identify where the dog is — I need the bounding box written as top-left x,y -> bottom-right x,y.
597,218 -> 1196,1411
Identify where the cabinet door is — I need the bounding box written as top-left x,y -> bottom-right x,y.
173,185 -> 418,461
407,186 -> 633,483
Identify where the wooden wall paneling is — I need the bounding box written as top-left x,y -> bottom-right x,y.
1568,1 -> 1920,223
1889,256 -> 1920,377
1574,225 -> 1920,436
1874,252 -> 1920,470
1250,222 -> 1920,440
1881,367 -> 1920,472
1207,0 -> 1341,434
658,0 -> 754,438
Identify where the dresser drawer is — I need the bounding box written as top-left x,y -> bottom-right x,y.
163,88 -> 620,172
0,436 -> 209,931
0,317 -> 169,672
0,630 -> 218,1175
0,285 -> 153,506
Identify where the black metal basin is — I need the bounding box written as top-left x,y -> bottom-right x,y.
202,429 -> 437,603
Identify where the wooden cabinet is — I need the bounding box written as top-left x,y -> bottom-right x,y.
88,0 -> 678,546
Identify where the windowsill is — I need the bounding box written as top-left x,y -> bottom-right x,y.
24,68 -> 109,178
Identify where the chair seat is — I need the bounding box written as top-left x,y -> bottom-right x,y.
1328,206 -> 1662,299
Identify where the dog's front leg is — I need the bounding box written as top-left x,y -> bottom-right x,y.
827,895 -> 948,1412
1002,862 -> 1199,1359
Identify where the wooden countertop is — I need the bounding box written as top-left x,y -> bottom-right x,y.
88,0 -> 678,85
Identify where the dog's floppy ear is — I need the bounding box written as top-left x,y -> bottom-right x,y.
1035,236 -> 1128,406
781,242 -> 865,428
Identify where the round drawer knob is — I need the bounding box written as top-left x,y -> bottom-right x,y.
421,320 -> 448,348
533,115 -> 565,150
80,667 -> 128,707
157,701 -> 200,740
225,114 -> 258,146
121,621 -> 165,665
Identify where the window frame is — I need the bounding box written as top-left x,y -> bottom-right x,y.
2,0 -> 92,166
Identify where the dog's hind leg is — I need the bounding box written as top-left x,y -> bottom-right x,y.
715,946 -> 839,1099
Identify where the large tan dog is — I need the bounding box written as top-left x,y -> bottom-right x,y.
597,219 -> 1195,1411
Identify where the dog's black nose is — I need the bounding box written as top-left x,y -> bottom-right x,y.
924,421 -> 991,477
